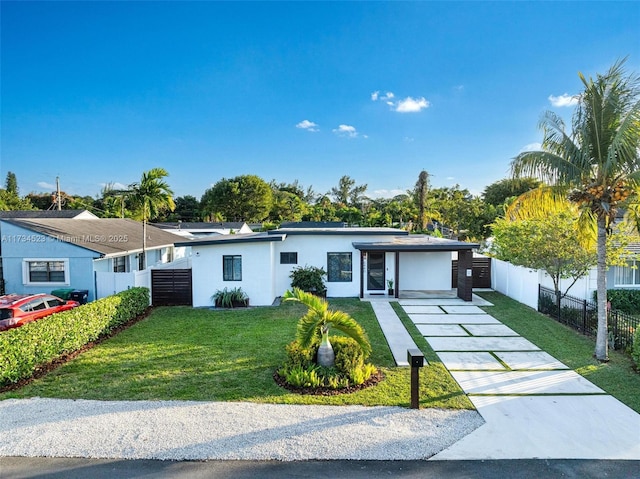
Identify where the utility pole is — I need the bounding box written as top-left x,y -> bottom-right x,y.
56,177 -> 62,210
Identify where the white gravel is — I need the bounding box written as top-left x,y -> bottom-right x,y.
0,398 -> 484,461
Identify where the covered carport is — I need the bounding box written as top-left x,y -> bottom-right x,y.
353,235 -> 480,302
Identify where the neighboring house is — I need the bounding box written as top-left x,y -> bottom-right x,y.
177,226 -> 478,307
153,221 -> 253,238
0,209 -> 99,220
0,218 -> 185,301
608,241 -> 640,289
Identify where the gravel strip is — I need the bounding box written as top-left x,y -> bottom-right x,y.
0,398 -> 484,461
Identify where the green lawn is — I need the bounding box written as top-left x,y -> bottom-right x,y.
0,299 -> 472,409
476,292 -> 640,414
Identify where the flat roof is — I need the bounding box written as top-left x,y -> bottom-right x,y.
175,232 -> 286,247
268,227 -> 407,236
353,235 -> 479,252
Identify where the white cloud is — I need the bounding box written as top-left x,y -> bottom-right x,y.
372,90 -> 430,113
395,96 -> 430,113
296,119 -> 319,132
371,188 -> 407,199
332,124 -> 360,138
548,93 -> 579,107
37,181 -> 55,190
520,142 -> 542,153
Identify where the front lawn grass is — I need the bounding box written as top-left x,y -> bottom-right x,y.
477,292 -> 640,414
0,299 -> 472,409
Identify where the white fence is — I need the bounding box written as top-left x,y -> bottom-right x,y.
490,257 -> 597,309
96,270 -> 150,300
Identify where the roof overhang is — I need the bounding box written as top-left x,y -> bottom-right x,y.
353,236 -> 479,252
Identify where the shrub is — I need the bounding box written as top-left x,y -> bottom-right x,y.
211,287 -> 249,308
0,287 -> 150,387
289,265 -> 327,296
599,290 -> 640,315
632,327 -> 640,371
279,336 -> 377,390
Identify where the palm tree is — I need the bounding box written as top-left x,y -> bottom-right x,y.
283,288 -> 371,367
511,59 -> 640,361
128,168 -> 175,269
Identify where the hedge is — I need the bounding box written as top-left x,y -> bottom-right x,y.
632,327 -> 640,371
0,287 -> 150,387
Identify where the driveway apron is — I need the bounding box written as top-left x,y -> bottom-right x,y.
383,296 -> 640,460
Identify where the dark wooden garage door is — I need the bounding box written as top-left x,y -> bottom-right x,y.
452,257 -> 492,288
151,269 -> 192,306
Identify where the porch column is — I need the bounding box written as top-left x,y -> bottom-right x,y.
457,249 -> 473,302
359,251 -> 365,299
394,251 -> 400,299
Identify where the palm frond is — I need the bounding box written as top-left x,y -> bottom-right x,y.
504,186 -> 572,222
324,309 -> 372,357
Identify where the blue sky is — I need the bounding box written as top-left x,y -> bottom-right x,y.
1,1 -> 639,203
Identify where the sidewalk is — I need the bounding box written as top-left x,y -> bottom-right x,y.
373,295 -> 640,460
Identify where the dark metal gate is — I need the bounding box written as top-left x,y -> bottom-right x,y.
452,257 -> 491,288
151,269 -> 192,306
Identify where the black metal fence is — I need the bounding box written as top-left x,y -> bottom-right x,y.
538,285 -> 638,351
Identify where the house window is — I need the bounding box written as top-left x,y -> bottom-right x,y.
280,252 -> 298,264
614,260 -> 640,286
113,256 -> 127,273
25,260 -> 68,284
223,255 -> 242,281
138,253 -> 145,271
327,252 -> 352,282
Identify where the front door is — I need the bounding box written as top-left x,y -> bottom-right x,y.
367,252 -> 385,290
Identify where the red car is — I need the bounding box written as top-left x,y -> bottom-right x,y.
0,293 -> 80,332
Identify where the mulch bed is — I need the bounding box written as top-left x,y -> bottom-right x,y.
0,308 -> 154,394
273,369 -> 385,396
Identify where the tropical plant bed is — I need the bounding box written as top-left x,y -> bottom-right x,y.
273,369 -> 384,396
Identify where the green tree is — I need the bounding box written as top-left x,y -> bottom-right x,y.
482,178 -> 542,208
128,168 -> 175,269
201,175 -> 273,222
330,175 -> 367,207
5,172 -> 18,196
169,195 -> 201,222
491,211 -> 597,298
510,59 -> 640,361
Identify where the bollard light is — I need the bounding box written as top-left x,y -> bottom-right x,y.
407,349 -> 426,409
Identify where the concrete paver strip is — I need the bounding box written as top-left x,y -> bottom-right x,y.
416,324 -> 469,336
463,324 -> 519,336
431,395 -> 640,460
409,314 -> 500,325
440,305 -> 486,314
495,351 -> 569,370
449,370 -> 606,395
401,305 -> 444,314
426,336 -> 541,352
436,352 -> 507,371
369,301 -> 418,367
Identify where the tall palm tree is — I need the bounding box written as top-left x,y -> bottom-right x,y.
511,59 -> 640,361
283,288 -> 371,367
128,168 -> 175,269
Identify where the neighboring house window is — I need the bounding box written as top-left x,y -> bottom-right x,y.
138,253 -> 145,271
614,260 -> 640,286
223,255 -> 242,281
24,259 -> 68,284
280,252 -> 298,264
327,252 -> 352,282
113,256 -> 127,273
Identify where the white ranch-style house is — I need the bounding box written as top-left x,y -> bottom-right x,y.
177,226 -> 479,307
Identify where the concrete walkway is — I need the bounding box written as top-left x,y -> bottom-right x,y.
368,295 -> 640,460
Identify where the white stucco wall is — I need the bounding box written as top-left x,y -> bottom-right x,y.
398,252 -> 452,290
190,240 -> 277,307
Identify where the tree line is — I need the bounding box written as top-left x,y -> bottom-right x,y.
0,169 -> 545,241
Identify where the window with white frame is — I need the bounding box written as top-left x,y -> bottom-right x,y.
613,260 -> 640,286
24,259 -> 69,285
327,252 -> 352,282
223,255 -> 242,281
